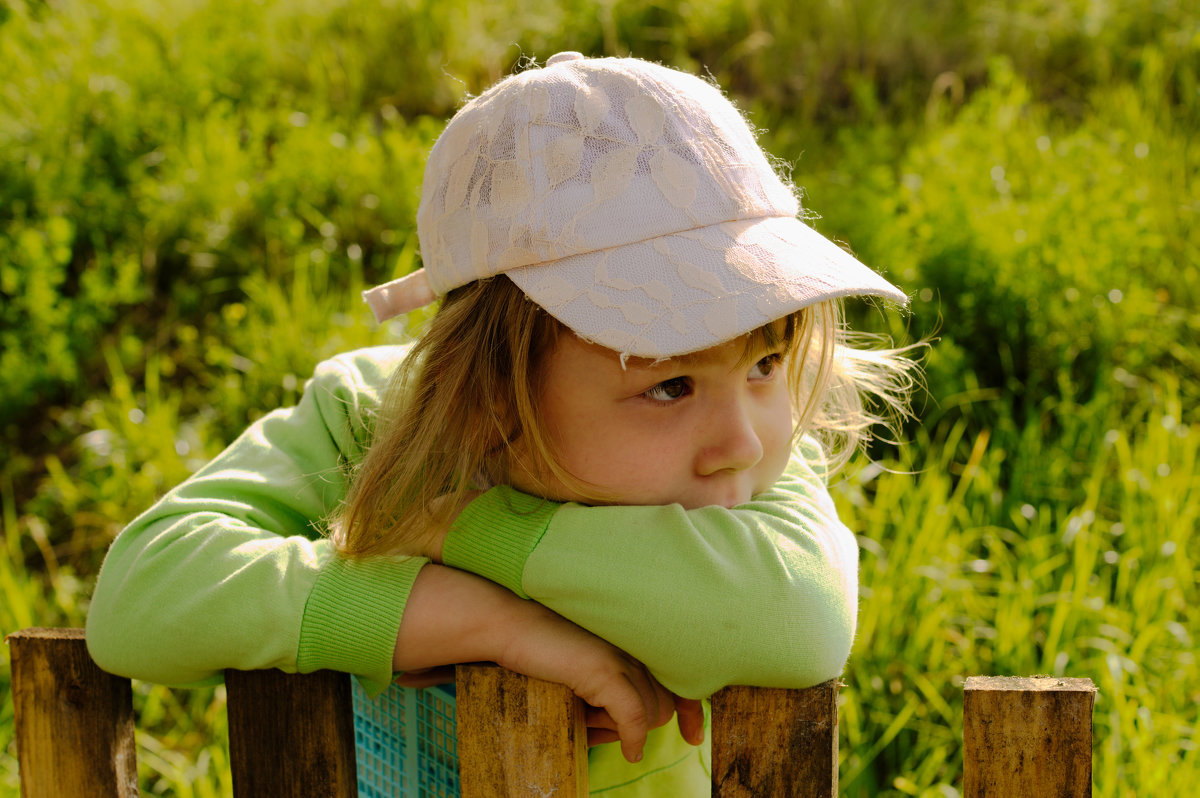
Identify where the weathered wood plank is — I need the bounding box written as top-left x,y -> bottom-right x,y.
456,663 -> 588,797
711,680 -> 840,798
225,667 -> 357,798
963,675 -> 1097,798
7,627 -> 138,798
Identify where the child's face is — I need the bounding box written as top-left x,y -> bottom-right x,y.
511,329 -> 795,509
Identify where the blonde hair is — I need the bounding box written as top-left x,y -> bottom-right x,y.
335,276 -> 918,558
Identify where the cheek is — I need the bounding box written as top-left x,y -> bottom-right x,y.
543,393 -> 595,453
763,390 -> 797,463
544,401 -> 675,488
541,393 -> 624,477
555,414 -> 649,475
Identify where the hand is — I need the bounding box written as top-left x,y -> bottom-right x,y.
394,665 -> 704,751
492,598 -> 683,763
584,695 -> 705,749
393,565 -> 688,762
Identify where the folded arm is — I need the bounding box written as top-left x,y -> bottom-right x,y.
86,348 -> 420,694
88,347 -> 855,707
442,444 -> 859,699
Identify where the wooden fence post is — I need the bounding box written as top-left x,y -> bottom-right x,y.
7,627 -> 139,798
225,667 -> 358,798
963,675 -> 1097,798
711,680 -> 840,798
455,663 -> 588,797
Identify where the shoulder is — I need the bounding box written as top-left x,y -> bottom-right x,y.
311,344 -> 412,391
305,344 -> 413,408
298,344 -> 414,454
783,435 -> 831,484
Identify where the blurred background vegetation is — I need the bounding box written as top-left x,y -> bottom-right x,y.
1,0 -> 1196,795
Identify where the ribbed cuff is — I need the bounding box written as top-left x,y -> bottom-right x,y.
297,554 -> 427,696
442,486 -> 559,599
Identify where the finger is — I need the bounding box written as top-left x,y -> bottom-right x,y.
628,662 -> 676,732
624,661 -> 670,730
587,728 -> 621,747
586,706 -> 618,731
610,672 -> 650,763
648,676 -> 676,729
675,697 -> 706,745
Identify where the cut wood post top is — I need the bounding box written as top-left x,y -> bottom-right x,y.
711,680 -> 841,798
962,674 -> 1096,798
455,663 -> 588,798
9,625 -> 139,798
6,626 -> 87,642
965,676 -> 1098,692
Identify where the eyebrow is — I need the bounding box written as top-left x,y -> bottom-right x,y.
619,349 -> 717,371
624,332 -> 787,372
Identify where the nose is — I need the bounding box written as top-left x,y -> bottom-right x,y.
695,395 -> 765,476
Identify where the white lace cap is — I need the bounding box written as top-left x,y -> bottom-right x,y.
364,51 -> 908,357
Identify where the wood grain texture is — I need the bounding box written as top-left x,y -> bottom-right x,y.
225,667 -> 357,798
963,675 -> 1097,798
710,680 -> 840,798
7,627 -> 138,798
456,663 -> 588,797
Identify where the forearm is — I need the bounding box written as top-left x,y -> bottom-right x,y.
392,564 -> 521,671
396,564 -> 688,763
525,499 -> 858,697
87,347 -> 418,693
87,507 -> 425,692
440,451 -> 858,698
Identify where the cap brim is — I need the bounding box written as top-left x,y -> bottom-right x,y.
506,216 -> 908,358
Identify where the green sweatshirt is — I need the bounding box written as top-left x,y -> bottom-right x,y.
86,344 -> 858,795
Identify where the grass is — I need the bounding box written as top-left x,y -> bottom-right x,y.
2,0 -> 1198,795
835,380 -> 1197,795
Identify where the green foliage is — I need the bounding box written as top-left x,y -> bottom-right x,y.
2,0 -> 1198,795
835,378 -> 1197,796
0,0 -> 439,435
896,59 -> 1198,414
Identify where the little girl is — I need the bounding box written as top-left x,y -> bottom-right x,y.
87,52 -> 916,795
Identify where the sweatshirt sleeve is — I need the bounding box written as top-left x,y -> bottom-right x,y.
85,347 -> 424,696
442,440 -> 858,699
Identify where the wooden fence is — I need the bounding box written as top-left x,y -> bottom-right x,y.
8,627 -> 1096,797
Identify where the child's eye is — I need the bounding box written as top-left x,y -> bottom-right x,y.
750,353 -> 782,380
644,377 -> 692,402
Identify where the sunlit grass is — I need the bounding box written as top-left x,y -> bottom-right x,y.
835,382 -> 1198,797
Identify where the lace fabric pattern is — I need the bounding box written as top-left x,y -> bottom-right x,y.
408,55 -> 905,357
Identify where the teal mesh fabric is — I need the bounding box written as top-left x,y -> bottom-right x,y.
353,681 -> 460,797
